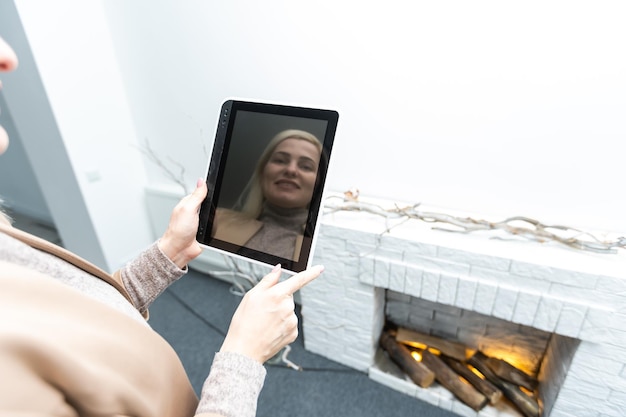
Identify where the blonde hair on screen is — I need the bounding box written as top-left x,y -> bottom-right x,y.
236,129 -> 323,219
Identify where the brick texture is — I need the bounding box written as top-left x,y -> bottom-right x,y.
301,204 -> 626,417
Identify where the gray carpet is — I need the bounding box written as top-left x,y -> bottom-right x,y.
150,268 -> 457,417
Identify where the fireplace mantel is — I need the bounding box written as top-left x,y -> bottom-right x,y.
301,194 -> 626,417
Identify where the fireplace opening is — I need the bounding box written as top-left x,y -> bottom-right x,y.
377,290 -> 580,417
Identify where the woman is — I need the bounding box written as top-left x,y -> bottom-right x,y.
0,35 -> 323,417
213,129 -> 325,261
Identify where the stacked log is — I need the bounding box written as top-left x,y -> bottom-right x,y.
469,351 -> 541,417
440,356 -> 502,405
379,325 -> 542,416
379,331 -> 435,388
420,349 -> 488,411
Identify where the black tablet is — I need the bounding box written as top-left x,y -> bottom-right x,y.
197,99 -> 339,273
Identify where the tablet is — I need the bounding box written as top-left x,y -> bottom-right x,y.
197,99 -> 339,273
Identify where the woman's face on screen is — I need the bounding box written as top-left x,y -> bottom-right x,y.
261,138 -> 320,209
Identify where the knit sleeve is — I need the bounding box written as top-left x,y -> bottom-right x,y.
195,352 -> 267,417
116,241 -> 187,314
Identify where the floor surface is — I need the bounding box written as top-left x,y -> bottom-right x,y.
150,269 -> 457,417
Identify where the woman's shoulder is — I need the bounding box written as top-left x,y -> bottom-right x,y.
213,208 -> 263,246
215,208 -> 255,223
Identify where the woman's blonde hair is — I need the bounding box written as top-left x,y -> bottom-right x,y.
236,129 -> 323,219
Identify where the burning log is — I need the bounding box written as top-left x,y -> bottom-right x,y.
469,351 -> 541,417
389,325 -> 542,416
420,349 -> 488,411
483,355 -> 538,391
440,355 -> 503,405
395,327 -> 468,361
379,330 -> 435,388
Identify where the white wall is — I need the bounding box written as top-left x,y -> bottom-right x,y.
0,94 -> 52,223
102,0 -> 625,235
3,0 -> 624,273
1,0 -> 154,269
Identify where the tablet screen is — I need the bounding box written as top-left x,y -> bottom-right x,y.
197,99 -> 339,273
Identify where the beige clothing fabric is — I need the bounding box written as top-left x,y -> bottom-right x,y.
212,208 -> 303,261
0,222 -> 178,323
0,221 -> 136,311
0,221 -> 266,417
213,208 -> 264,246
0,260 -> 199,417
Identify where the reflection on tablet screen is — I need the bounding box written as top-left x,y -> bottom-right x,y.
197,99 -> 339,273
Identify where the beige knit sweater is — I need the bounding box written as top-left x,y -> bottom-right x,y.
0,220 -> 265,417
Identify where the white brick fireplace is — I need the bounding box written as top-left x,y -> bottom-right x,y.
300,196 -> 626,417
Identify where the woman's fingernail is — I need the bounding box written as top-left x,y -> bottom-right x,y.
272,263 -> 281,273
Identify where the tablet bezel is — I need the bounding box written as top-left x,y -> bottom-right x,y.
196,99 -> 339,273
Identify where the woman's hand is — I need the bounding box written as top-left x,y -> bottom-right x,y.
158,178 -> 208,269
220,264 -> 324,364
